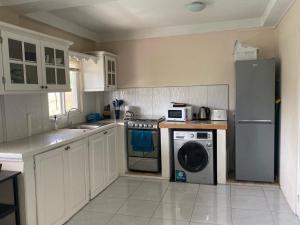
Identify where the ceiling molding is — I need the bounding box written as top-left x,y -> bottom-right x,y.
0,0 -> 40,6
262,0 -> 295,26
97,18 -> 264,42
19,0 -> 294,43
25,12 -> 102,42
13,0 -> 114,14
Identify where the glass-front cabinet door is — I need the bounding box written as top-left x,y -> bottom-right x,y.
1,31 -> 42,91
41,42 -> 70,91
104,55 -> 117,90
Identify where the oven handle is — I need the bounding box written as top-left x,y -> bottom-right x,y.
127,129 -> 158,135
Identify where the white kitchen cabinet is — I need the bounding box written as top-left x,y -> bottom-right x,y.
106,128 -> 118,184
65,139 -> 89,217
35,146 -> 67,225
104,54 -> 117,90
89,131 -> 107,198
1,31 -> 43,91
0,22 -> 72,93
35,138 -> 89,225
41,42 -> 70,92
89,127 -> 118,199
82,51 -> 117,92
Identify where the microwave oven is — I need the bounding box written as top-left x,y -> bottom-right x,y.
166,107 -> 192,121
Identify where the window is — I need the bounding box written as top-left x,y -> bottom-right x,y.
48,70 -> 81,117
48,92 -> 64,116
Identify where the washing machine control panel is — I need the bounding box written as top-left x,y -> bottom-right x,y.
173,131 -> 213,140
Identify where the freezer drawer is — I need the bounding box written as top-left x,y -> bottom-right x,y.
235,123 -> 274,182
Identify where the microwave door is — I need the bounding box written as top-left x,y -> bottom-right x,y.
168,109 -> 185,121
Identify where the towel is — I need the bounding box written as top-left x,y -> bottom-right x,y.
131,130 -> 154,152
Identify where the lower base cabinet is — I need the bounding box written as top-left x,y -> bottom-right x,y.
35,138 -> 89,225
89,127 -> 118,198
89,131 -> 107,198
65,139 -> 90,217
35,146 -> 67,225
34,127 -> 119,225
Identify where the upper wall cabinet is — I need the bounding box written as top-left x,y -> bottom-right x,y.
82,51 -> 117,92
41,42 -> 70,92
2,31 -> 42,91
0,22 -> 73,93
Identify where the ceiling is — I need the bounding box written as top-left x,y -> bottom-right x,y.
0,0 -> 295,42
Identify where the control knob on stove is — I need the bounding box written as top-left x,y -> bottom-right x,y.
148,124 -> 153,128
138,124 -> 143,128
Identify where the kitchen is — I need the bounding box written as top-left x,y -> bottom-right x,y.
0,0 -> 299,225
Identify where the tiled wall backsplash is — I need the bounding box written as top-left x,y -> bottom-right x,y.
103,85 -> 229,117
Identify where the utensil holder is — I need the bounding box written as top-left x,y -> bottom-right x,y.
114,110 -> 120,119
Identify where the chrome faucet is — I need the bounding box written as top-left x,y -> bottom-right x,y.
67,108 -> 81,127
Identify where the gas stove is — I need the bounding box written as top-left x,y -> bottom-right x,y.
126,115 -> 165,129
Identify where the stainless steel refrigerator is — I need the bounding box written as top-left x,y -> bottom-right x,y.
235,59 -> 275,182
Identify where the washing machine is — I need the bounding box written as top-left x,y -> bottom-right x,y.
173,130 -> 215,184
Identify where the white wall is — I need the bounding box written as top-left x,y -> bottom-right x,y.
276,0 -> 300,213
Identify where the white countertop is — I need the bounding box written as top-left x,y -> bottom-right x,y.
0,120 -> 124,161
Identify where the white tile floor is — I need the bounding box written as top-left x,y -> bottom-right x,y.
65,177 -> 300,225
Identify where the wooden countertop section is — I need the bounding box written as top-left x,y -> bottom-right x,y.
159,120 -> 228,130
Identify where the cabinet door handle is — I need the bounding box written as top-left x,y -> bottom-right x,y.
104,131 -> 108,134
238,120 -> 273,124
64,146 -> 70,151
41,86 -> 44,89
45,86 -> 48,89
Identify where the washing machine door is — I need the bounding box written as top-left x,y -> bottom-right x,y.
177,141 -> 209,172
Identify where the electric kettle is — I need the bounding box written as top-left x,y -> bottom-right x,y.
198,107 -> 210,120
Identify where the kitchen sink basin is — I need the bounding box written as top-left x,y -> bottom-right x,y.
69,125 -> 99,130
68,121 -> 114,130
95,121 -> 114,126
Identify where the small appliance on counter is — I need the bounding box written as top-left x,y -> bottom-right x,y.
198,107 -> 210,120
210,109 -> 227,121
167,106 -> 192,122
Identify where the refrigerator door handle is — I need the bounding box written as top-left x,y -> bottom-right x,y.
238,120 -> 273,124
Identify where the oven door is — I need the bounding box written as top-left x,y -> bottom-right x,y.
127,129 -> 161,172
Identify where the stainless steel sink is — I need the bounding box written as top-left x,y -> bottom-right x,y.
68,121 -> 113,130
69,125 -> 99,130
95,121 -> 114,126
